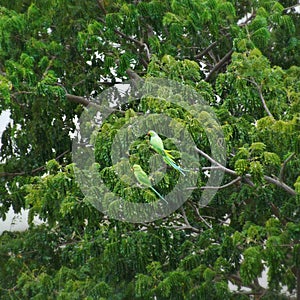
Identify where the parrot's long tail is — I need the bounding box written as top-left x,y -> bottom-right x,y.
163,155 -> 186,176
150,187 -> 168,203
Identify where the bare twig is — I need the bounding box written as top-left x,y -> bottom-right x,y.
12,91 -> 34,97
98,17 -> 151,63
180,207 -> 191,227
189,203 -> 212,228
202,177 -> 242,190
186,176 -> 242,191
195,146 -> 297,196
194,146 -> 236,175
0,150 -> 69,178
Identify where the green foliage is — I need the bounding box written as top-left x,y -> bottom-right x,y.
240,246 -> 264,285
0,0 -> 299,299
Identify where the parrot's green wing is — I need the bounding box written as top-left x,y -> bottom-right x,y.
147,130 -> 186,176
133,164 -> 152,187
148,130 -> 175,159
132,164 -> 167,203
148,130 -> 164,154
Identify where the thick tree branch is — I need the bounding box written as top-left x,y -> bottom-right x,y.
237,9 -> 256,27
126,68 -> 141,82
205,49 -> 233,81
66,93 -> 91,106
229,273 -> 267,296
283,3 -> 300,12
264,175 -> 296,196
195,41 -> 218,59
97,0 -> 107,15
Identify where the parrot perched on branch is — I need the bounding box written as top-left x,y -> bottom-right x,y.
132,164 -> 167,203
147,130 -> 186,176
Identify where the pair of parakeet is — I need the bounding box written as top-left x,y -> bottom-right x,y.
132,130 -> 186,203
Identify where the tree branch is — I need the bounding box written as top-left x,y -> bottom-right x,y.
202,176 -> 242,190
195,41 -> 218,59
98,17 -> 151,62
186,176 -> 242,191
229,273 -> 267,296
0,150 -> 69,178
194,146 -> 236,175
279,152 -> 295,181
187,202 -> 212,229
97,0 -> 107,15
237,9 -> 256,27
264,175 -> 296,196
180,207 -> 200,232
126,68 -> 141,81
205,49 -> 233,81
246,78 -> 275,119
283,3 -> 300,12
66,93 -> 91,106
194,146 -> 297,196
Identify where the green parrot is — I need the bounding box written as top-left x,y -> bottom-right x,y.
132,164 -> 167,203
147,130 -> 186,176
